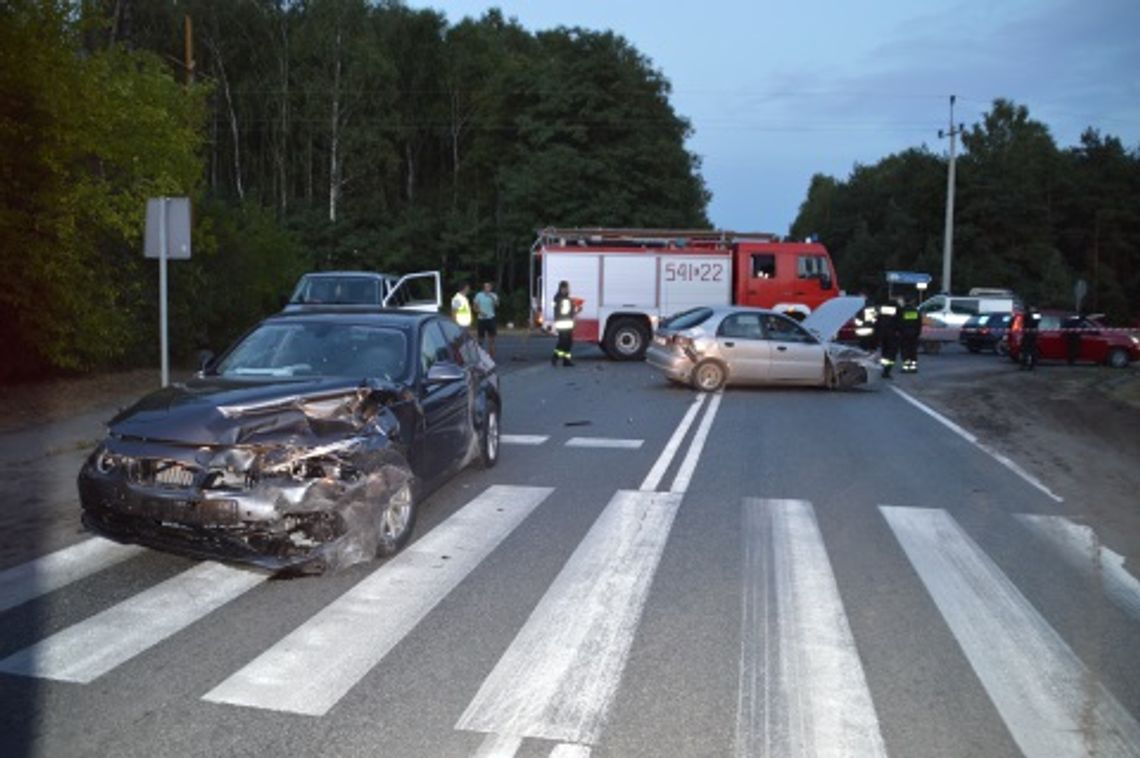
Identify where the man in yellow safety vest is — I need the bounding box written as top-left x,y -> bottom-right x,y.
451,282 -> 473,328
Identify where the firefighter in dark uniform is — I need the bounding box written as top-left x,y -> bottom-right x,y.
899,299 -> 921,373
551,280 -> 576,367
876,298 -> 900,378
1020,306 -> 1041,370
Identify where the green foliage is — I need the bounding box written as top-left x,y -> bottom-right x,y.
791,99 -> 1140,323
1,2 -> 205,379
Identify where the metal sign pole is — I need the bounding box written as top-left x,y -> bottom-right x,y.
159,198 -> 169,387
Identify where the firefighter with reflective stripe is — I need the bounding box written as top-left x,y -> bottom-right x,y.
451,282 -> 473,328
899,299 -> 921,373
853,298 -> 878,351
551,280 -> 576,367
876,299 -> 900,378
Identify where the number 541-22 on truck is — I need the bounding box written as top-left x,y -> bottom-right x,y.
530,228 -> 840,360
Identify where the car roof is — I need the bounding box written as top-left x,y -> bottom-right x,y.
263,307 -> 438,327
298,271 -> 397,280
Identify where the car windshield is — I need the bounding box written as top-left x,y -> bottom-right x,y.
289,276 -> 381,305
215,322 -> 409,381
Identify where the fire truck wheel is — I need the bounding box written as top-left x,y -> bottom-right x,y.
692,359 -> 727,392
605,318 -> 650,361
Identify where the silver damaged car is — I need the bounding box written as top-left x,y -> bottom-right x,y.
646,296 -> 878,391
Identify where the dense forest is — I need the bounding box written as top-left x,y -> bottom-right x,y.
791,101 -> 1140,320
1,0 -> 708,379
2,1 -> 1137,381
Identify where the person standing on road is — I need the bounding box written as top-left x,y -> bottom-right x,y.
876,298 -> 900,379
473,281 -> 500,359
899,299 -> 921,373
451,282 -> 473,329
551,280 -> 576,367
1020,306 -> 1041,370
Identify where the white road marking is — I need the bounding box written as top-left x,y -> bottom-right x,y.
0,538 -> 144,613
456,489 -> 683,745
0,562 -> 266,683
502,434 -> 549,446
203,485 -> 554,716
881,506 -> 1140,757
889,386 -> 1063,503
549,744 -> 591,758
669,392 -> 722,494
736,499 -> 886,758
1016,514 -> 1140,623
564,437 -> 643,449
640,393 -> 707,492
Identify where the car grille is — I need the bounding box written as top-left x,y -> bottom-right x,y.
127,460 -> 200,490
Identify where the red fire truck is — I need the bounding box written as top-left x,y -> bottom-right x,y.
531,228 -> 841,359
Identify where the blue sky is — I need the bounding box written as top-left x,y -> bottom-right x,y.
408,0 -> 1140,234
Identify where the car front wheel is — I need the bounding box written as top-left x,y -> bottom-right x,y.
376,479 -> 416,558
479,403 -> 500,468
1107,348 -> 1130,369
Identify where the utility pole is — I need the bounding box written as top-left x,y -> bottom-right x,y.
184,14 -> 195,87
938,95 -> 964,295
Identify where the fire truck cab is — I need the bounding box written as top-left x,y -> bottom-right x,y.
531,228 -> 839,360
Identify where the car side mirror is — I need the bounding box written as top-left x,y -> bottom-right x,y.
196,350 -> 216,375
426,361 -> 465,384
819,273 -> 833,291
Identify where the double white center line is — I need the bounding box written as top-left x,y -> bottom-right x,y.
459,392 -> 723,757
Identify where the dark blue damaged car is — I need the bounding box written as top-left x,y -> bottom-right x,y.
78,309 -> 500,574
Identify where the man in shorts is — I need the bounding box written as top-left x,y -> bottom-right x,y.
473,281 -> 500,359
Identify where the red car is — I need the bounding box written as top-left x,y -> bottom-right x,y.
1008,310 -> 1139,368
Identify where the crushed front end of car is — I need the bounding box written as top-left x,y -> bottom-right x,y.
78,382 -> 416,574
825,342 -> 880,389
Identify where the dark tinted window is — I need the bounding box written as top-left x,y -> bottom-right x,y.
439,318 -> 480,365
664,307 -> 714,330
751,254 -> 776,279
419,321 -> 452,375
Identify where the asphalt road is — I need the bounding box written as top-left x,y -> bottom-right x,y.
1,335 -> 1138,758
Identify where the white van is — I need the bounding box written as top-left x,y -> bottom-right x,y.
917,294 -> 1015,352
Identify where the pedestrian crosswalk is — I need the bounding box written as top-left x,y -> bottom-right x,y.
1,490 -> 1138,757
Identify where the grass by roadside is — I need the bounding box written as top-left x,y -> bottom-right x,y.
0,369 -> 174,434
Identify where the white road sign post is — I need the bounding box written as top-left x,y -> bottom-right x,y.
144,197 -> 191,387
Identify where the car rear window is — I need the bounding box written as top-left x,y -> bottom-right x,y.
663,307 -> 714,330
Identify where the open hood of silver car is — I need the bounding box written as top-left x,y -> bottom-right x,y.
802,295 -> 866,342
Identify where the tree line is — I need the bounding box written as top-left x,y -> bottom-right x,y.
3,2 -> 1136,382
1,0 -> 708,380
791,100 -> 1140,321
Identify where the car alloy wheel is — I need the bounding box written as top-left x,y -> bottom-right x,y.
377,481 -> 415,557
693,360 -> 726,392
480,404 -> 500,468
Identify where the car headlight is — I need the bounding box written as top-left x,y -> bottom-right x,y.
94,447 -> 124,474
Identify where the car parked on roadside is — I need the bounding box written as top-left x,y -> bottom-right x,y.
78,308 -> 500,574
959,313 -> 1012,354
645,296 -> 876,391
1007,310 -> 1139,368
283,270 -> 442,313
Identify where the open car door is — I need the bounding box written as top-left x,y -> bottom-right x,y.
382,271 -> 442,312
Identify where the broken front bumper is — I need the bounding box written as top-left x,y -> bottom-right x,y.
77,437 -> 412,573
